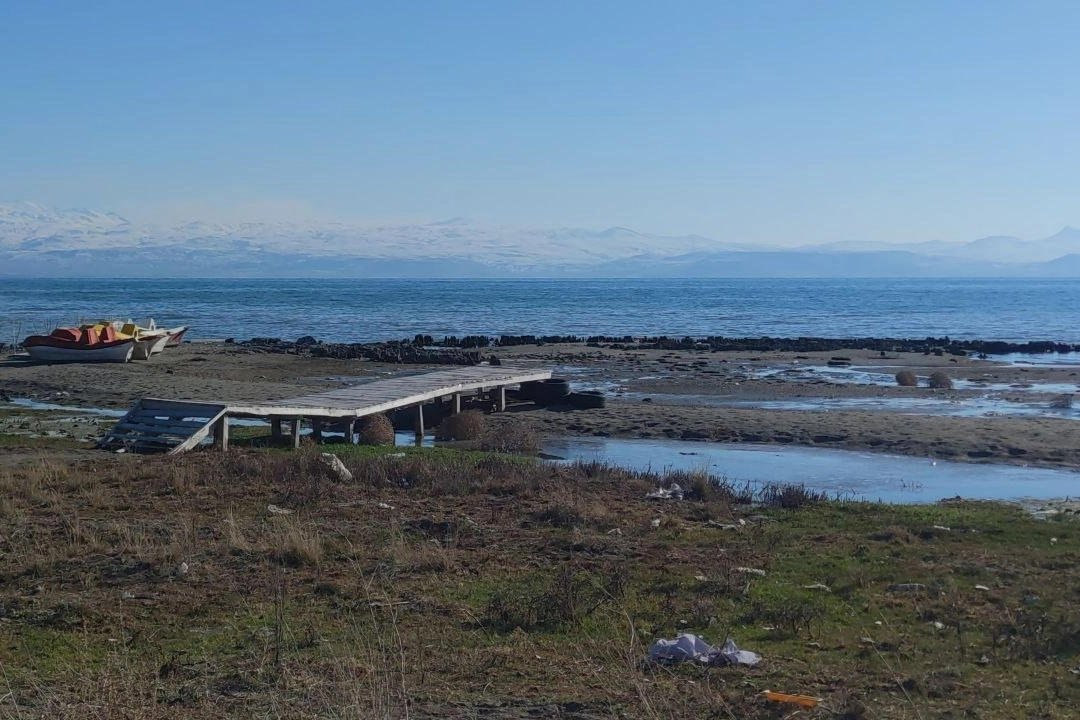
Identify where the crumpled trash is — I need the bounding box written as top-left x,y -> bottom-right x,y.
646,633 -> 761,666
319,453 -> 353,482
646,483 -> 683,500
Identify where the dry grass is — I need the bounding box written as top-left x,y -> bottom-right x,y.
895,370 -> 918,387
436,409 -> 487,441
0,447 -> 1077,719
357,414 -> 395,446
928,371 -> 954,389
477,419 -> 541,454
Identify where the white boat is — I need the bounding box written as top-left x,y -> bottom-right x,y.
131,331 -> 170,360
115,321 -> 169,360
165,325 -> 189,346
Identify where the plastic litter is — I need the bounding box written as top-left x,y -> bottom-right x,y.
318,452 -> 353,482
736,566 -> 767,577
647,634 -> 761,667
761,690 -> 822,708
646,483 -> 683,500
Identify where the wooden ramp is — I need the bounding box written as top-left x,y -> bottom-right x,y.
103,365 -> 552,454
99,399 -> 228,454
222,365 -> 553,418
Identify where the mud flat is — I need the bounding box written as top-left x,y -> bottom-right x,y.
2,339 -> 1080,469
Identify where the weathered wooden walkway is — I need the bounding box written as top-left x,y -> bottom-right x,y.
100,365 -> 552,454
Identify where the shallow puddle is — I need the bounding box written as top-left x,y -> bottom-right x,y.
991,351 -> 1080,367
717,395 -> 1079,419
757,364 -> 1079,394
556,362 -> 1078,420
541,436 -> 1080,503
6,398 -> 127,417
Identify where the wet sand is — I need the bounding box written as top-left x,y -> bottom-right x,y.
2,340 -> 1080,469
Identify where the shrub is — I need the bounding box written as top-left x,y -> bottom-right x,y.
270,518 -> 323,567
928,371 -> 953,389
357,414 -> 395,446
436,409 -> 487,441
758,482 -> 828,509
479,420 -> 540,454
895,370 -> 918,387
1050,394 -> 1073,409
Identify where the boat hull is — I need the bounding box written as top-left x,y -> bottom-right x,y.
165,326 -> 188,347
131,333 -> 170,360
24,339 -> 135,363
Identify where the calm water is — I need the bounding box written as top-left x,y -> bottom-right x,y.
543,437 -> 1080,503
2,277 -> 1079,345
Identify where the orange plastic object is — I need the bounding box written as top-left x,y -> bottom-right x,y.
761,690 -> 822,708
51,327 -> 80,343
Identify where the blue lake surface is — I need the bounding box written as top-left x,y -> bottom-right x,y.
5,397 -> 1077,502
543,437 -> 1080,503
2,277 -> 1080,344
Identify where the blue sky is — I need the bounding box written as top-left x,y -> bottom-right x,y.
1,1 -> 1077,246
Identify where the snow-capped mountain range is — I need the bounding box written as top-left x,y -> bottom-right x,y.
0,201 -> 735,268
1,201 -> 1079,277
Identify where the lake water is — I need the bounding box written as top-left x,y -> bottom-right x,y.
542,436 -> 1080,503
5,397 -> 1077,502
2,277 -> 1080,345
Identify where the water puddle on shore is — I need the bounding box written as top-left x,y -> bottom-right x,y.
757,364 -> 1079,393
595,390 -> 1078,420
718,396 -> 1079,419
991,352 -> 1080,367
556,362 -> 1077,420
5,398 -> 128,417
541,437 -> 1080,503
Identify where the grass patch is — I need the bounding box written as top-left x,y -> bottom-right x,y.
0,448 -> 1076,718
0,432 -> 85,449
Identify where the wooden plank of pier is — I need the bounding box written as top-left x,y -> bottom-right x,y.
103,365 -> 553,454
215,365 -> 552,418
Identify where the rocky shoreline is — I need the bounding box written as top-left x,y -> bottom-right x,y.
238,334 -> 1080,365
3,336 -> 1080,478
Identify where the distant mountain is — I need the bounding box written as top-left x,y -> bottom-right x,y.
0,202 -> 740,273
576,250 -> 1024,278
1,201 -> 1078,277
797,227 -> 1080,265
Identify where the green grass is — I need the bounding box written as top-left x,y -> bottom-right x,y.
0,432 -> 85,449
0,447 -> 1077,718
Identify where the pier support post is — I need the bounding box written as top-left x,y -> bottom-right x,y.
342,418 -> 354,445
213,416 -> 229,450
270,417 -> 282,441
290,417 -> 302,449
453,393 -> 461,414
312,419 -> 323,444
414,404 -> 424,447
497,386 -> 507,412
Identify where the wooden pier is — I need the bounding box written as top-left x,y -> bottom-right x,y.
100,365 -> 553,454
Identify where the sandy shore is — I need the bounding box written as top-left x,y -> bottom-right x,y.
3,340 -> 1080,469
